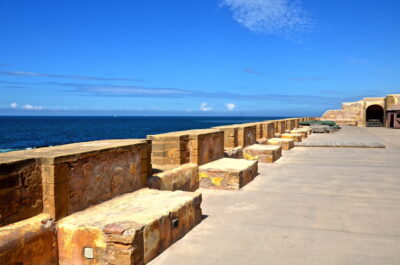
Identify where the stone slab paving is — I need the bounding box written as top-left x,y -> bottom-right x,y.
295,142 -> 386,148
149,126 -> 400,265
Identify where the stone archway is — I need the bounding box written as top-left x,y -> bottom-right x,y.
365,105 -> 384,127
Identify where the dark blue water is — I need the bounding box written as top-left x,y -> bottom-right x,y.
0,116 -> 287,152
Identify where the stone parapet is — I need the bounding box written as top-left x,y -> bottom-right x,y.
0,116 -> 317,264
213,124 -> 256,148
0,139 -> 151,222
148,129 -> 224,168
262,121 -> 276,139
0,157 -> 43,226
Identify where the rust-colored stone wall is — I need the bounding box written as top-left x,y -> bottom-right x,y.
283,119 -> 295,131
148,129 -> 224,168
41,140 -> 151,220
262,122 -> 275,139
189,130 -> 224,166
149,134 -> 190,167
242,122 -> 264,140
238,124 -> 257,147
0,158 -> 43,226
212,126 -> 238,148
274,120 -> 286,134
214,124 -> 257,148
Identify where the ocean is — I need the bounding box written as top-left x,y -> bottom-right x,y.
0,116 -> 287,152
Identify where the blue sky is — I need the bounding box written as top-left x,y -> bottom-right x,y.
0,0 -> 399,116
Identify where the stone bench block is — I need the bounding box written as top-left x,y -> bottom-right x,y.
267,138 -> 295,150
148,163 -> 199,192
290,129 -> 309,138
281,133 -> 302,142
57,188 -> 202,265
256,137 -> 269,144
223,146 -> 243,159
0,213 -> 58,265
243,144 -> 282,163
199,158 -> 258,190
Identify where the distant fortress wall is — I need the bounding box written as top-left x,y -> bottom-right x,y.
322,94 -> 400,128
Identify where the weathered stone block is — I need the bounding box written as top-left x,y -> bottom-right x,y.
267,138 -> 295,150
262,122 -> 275,139
57,188 -> 202,265
243,144 -> 282,163
290,128 -> 309,138
0,157 -> 43,226
0,213 -> 58,265
214,124 -> 256,148
188,130 -> 224,165
273,120 -> 286,134
148,129 -> 224,168
199,158 -> 258,190
43,140 -> 151,220
223,146 -> 243,159
148,163 -> 199,192
281,133 -> 302,142
256,137 -> 269,144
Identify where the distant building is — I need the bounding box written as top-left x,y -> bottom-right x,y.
322,94 -> 400,128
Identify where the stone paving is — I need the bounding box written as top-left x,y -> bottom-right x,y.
150,126 -> 400,265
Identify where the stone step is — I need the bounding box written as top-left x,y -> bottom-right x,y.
281,133 -> 302,142
243,144 -> 282,163
290,129 -> 309,138
199,158 -> 258,190
267,138 -> 295,150
148,163 -> 199,192
57,188 -> 202,265
223,146 -> 243,159
0,214 -> 57,265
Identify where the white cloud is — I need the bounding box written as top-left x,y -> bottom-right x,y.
347,57 -> 367,64
10,102 -> 17,108
24,104 -> 43,110
220,0 -> 314,35
200,102 -> 212,111
226,103 -> 236,111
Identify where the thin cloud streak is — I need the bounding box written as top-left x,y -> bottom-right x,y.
244,68 -> 262,75
64,83 -> 341,104
0,71 -> 144,82
288,77 -> 326,81
0,79 -> 343,104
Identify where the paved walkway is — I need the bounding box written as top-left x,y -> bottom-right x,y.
150,126 -> 400,265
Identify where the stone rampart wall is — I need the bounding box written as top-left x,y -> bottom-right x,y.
0,116 -> 317,264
